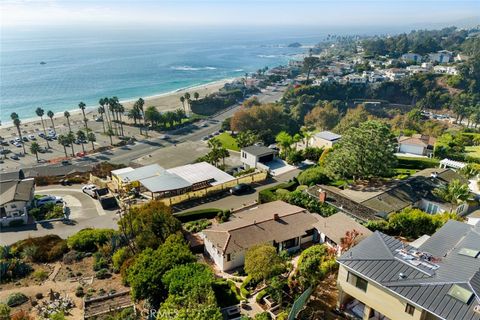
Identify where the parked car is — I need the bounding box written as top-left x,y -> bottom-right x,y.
28,134 -> 36,140
38,132 -> 46,138
61,160 -> 71,165
202,136 -> 209,141
14,142 -> 22,148
15,137 -> 22,143
82,184 -> 98,198
10,155 -> 19,160
95,116 -> 103,122
22,136 -> 29,142
36,195 -> 63,207
230,183 -> 253,195
1,141 -> 9,146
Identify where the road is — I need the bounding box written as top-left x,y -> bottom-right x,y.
7,86 -> 286,171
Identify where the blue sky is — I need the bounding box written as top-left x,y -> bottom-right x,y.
1,0 -> 479,28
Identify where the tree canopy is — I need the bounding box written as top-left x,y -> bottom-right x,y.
324,120 -> 398,180
244,244 -> 284,281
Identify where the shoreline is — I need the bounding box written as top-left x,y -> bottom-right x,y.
0,77 -> 236,130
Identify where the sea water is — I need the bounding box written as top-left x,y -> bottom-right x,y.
0,26 -> 319,122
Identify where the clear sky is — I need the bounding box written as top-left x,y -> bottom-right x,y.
1,0 -> 479,28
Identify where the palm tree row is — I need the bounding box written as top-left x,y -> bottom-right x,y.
179,91 -> 199,114
98,97 -> 126,137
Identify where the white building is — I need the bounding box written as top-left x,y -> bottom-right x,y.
202,201 -> 318,271
406,65 -> 429,74
433,65 -> 459,75
0,177 -> 35,227
428,50 -> 452,64
309,131 -> 342,149
397,134 -> 436,157
401,53 -> 423,63
384,68 -> 407,81
240,145 -> 277,170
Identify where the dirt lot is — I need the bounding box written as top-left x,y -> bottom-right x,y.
0,257 -> 128,319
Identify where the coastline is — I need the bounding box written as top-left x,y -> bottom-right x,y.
0,77 -> 236,131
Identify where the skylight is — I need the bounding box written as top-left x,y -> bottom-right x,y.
458,248 -> 480,258
448,285 -> 474,304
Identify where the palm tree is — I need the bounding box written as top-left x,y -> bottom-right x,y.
108,97 -> 119,136
134,98 -> 145,136
79,101 -> 89,131
175,109 -> 186,125
47,110 -> 56,134
293,133 -> 302,150
433,179 -> 470,213
180,96 -> 186,114
128,106 -> 143,134
275,131 -> 293,158
97,106 -> 106,133
35,107 -> 50,148
87,132 -> 96,151
64,111 -> 72,132
30,142 -> 41,162
301,129 -> 314,148
65,131 -> 76,156
77,130 -> 86,153
106,128 -> 114,146
193,92 -> 199,100
184,92 -> 191,112
11,114 -> 26,155
117,104 -> 125,136
57,134 -> 69,158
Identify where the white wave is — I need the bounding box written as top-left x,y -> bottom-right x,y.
234,69 -> 244,72
257,54 -> 278,58
171,65 -> 217,71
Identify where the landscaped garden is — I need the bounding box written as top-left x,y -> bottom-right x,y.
216,132 -> 240,151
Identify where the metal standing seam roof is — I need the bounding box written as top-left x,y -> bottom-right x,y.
113,164 -> 165,182
338,221 -> 480,320
314,131 -> 342,142
167,162 -> 234,186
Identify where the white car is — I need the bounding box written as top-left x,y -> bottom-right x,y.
36,195 -> 63,207
82,184 -> 98,198
28,134 -> 36,140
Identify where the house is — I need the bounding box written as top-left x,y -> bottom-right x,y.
202,201 -> 318,271
384,68 -> 407,81
309,131 -> 342,149
308,168 -> 470,222
0,177 -> 35,226
433,65 -> 458,75
314,212 -> 372,254
240,145 -> 277,170
428,50 -> 452,64
397,134 -> 436,157
337,220 -> 480,320
406,65 -> 429,74
401,53 -> 423,63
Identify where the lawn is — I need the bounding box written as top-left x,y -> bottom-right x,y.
216,132 -> 240,151
465,146 -> 480,159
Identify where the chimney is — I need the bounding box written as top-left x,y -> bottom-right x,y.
318,191 -> 327,203
273,213 -> 279,221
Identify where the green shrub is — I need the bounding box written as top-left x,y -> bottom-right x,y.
258,181 -> 298,203
67,228 -> 115,252
35,292 -> 43,299
75,286 -> 84,297
216,209 -> 231,223
0,303 -> 10,319
183,219 -> 212,233
175,209 -> 222,223
6,292 -> 28,307
93,252 -> 108,271
396,156 -> 439,169
255,289 -> 268,303
33,269 -> 48,281
302,147 -> 324,162
212,280 -> 241,308
240,275 -> 257,298
95,268 -> 111,279
297,166 -> 330,186
234,168 -> 256,177
12,235 -> 68,262
286,150 -> 304,164
286,190 -> 336,217
112,247 -> 132,273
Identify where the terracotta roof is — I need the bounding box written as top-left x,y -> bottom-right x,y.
202,201 -> 319,254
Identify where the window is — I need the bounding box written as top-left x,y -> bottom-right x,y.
347,272 -> 368,292
11,204 -> 17,209
425,202 -> 438,214
405,303 -> 415,315
226,254 -> 231,262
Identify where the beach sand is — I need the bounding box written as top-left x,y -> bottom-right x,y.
0,78 -> 233,139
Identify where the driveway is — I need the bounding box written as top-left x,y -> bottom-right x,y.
0,185 -> 119,246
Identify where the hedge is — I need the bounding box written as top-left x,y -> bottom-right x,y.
396,156 -> 440,170
258,181 -> 298,203
67,228 -> 116,252
255,289 -> 268,303
12,235 -> 68,263
174,208 -> 223,223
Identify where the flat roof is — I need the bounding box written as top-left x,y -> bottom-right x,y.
113,164 -> 164,183
241,145 -> 276,157
167,162 -> 234,186
314,131 -> 341,142
140,172 -> 191,193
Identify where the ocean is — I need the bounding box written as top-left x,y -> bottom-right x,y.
0,26 -> 324,123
